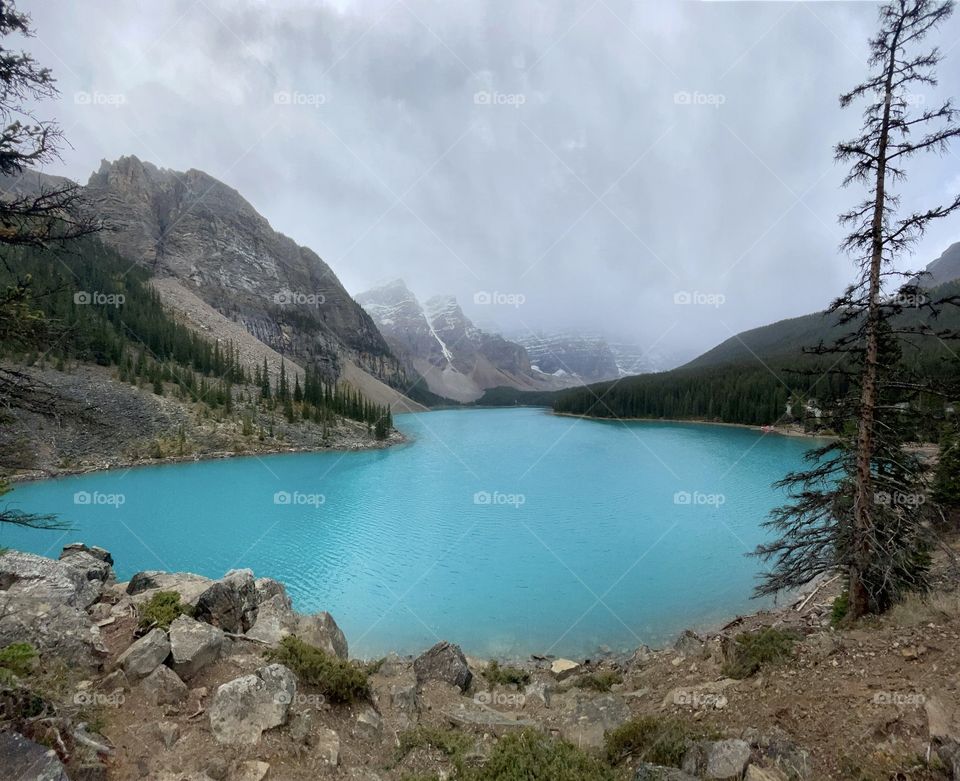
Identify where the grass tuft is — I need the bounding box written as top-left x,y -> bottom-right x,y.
264,635 -> 369,704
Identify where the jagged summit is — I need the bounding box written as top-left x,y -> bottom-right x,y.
357,283 -> 578,402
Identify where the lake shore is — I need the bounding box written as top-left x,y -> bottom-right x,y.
552,410 -> 836,439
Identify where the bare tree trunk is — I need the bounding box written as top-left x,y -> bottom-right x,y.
851,25 -> 901,619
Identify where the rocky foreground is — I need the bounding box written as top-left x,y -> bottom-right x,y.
0,544 -> 959,780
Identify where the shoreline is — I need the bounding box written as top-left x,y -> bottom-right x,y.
7,430 -> 407,484
551,410 -> 837,440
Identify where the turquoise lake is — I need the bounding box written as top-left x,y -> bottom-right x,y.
2,408 -> 819,659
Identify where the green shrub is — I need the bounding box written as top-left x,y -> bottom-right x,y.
721,627 -> 800,679
264,635 -> 369,704
394,725 -> 474,768
831,592 -> 850,627
570,670 -> 623,693
0,643 -> 37,684
605,716 -> 705,767
137,591 -> 192,630
465,730 -> 615,781
482,660 -> 531,688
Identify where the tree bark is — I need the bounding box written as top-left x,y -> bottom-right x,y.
850,20 -> 902,619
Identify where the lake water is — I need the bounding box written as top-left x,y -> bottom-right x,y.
2,408 -> 818,659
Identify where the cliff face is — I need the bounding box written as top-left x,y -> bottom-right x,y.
83,156 -> 403,386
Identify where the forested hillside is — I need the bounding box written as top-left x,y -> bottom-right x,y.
552,280 -> 960,429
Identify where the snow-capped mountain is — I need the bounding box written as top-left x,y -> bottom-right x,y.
357,281 -> 578,402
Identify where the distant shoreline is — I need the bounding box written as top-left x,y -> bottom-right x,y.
551,410 -> 835,439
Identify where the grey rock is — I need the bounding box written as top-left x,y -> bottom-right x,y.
126,571 -> 213,605
157,721 -> 180,749
316,727 -> 340,765
194,570 -> 258,633
60,543 -> 114,567
673,629 -> 707,659
116,628 -> 170,680
245,593 -> 297,645
356,707 -> 383,739
0,729 -> 70,780
413,641 -> 472,692
684,739 -> 752,780
0,547 -> 111,609
705,739 -> 752,779
168,614 -> 224,679
140,665 -> 188,705
99,669 -> 129,693
524,680 -> 553,708
208,663 -> 296,744
378,652 -> 409,677
391,680 -> 419,717
560,693 -> 631,749
254,577 -> 289,606
296,611 -> 348,659
288,710 -> 314,746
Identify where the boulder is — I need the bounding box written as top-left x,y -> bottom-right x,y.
706,739 -> 752,779
254,577 -> 289,605
560,693 -> 631,749
683,739 -> 752,780
673,629 -> 707,659
0,729 -> 70,780
140,665 -> 188,705
550,658 -> 581,680
0,548 -> 111,609
126,571 -> 213,605
316,727 -> 340,765
60,543 -> 114,566
168,614 -> 224,680
208,663 -> 296,744
390,680 -> 419,719
356,707 -> 383,739
245,594 -> 297,645
296,611 -> 348,659
413,641 -> 472,692
194,570 -> 258,633
0,596 -> 106,669
523,680 -> 552,708
116,628 -> 170,680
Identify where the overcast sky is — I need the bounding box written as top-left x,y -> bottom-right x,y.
17,0 -> 960,359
